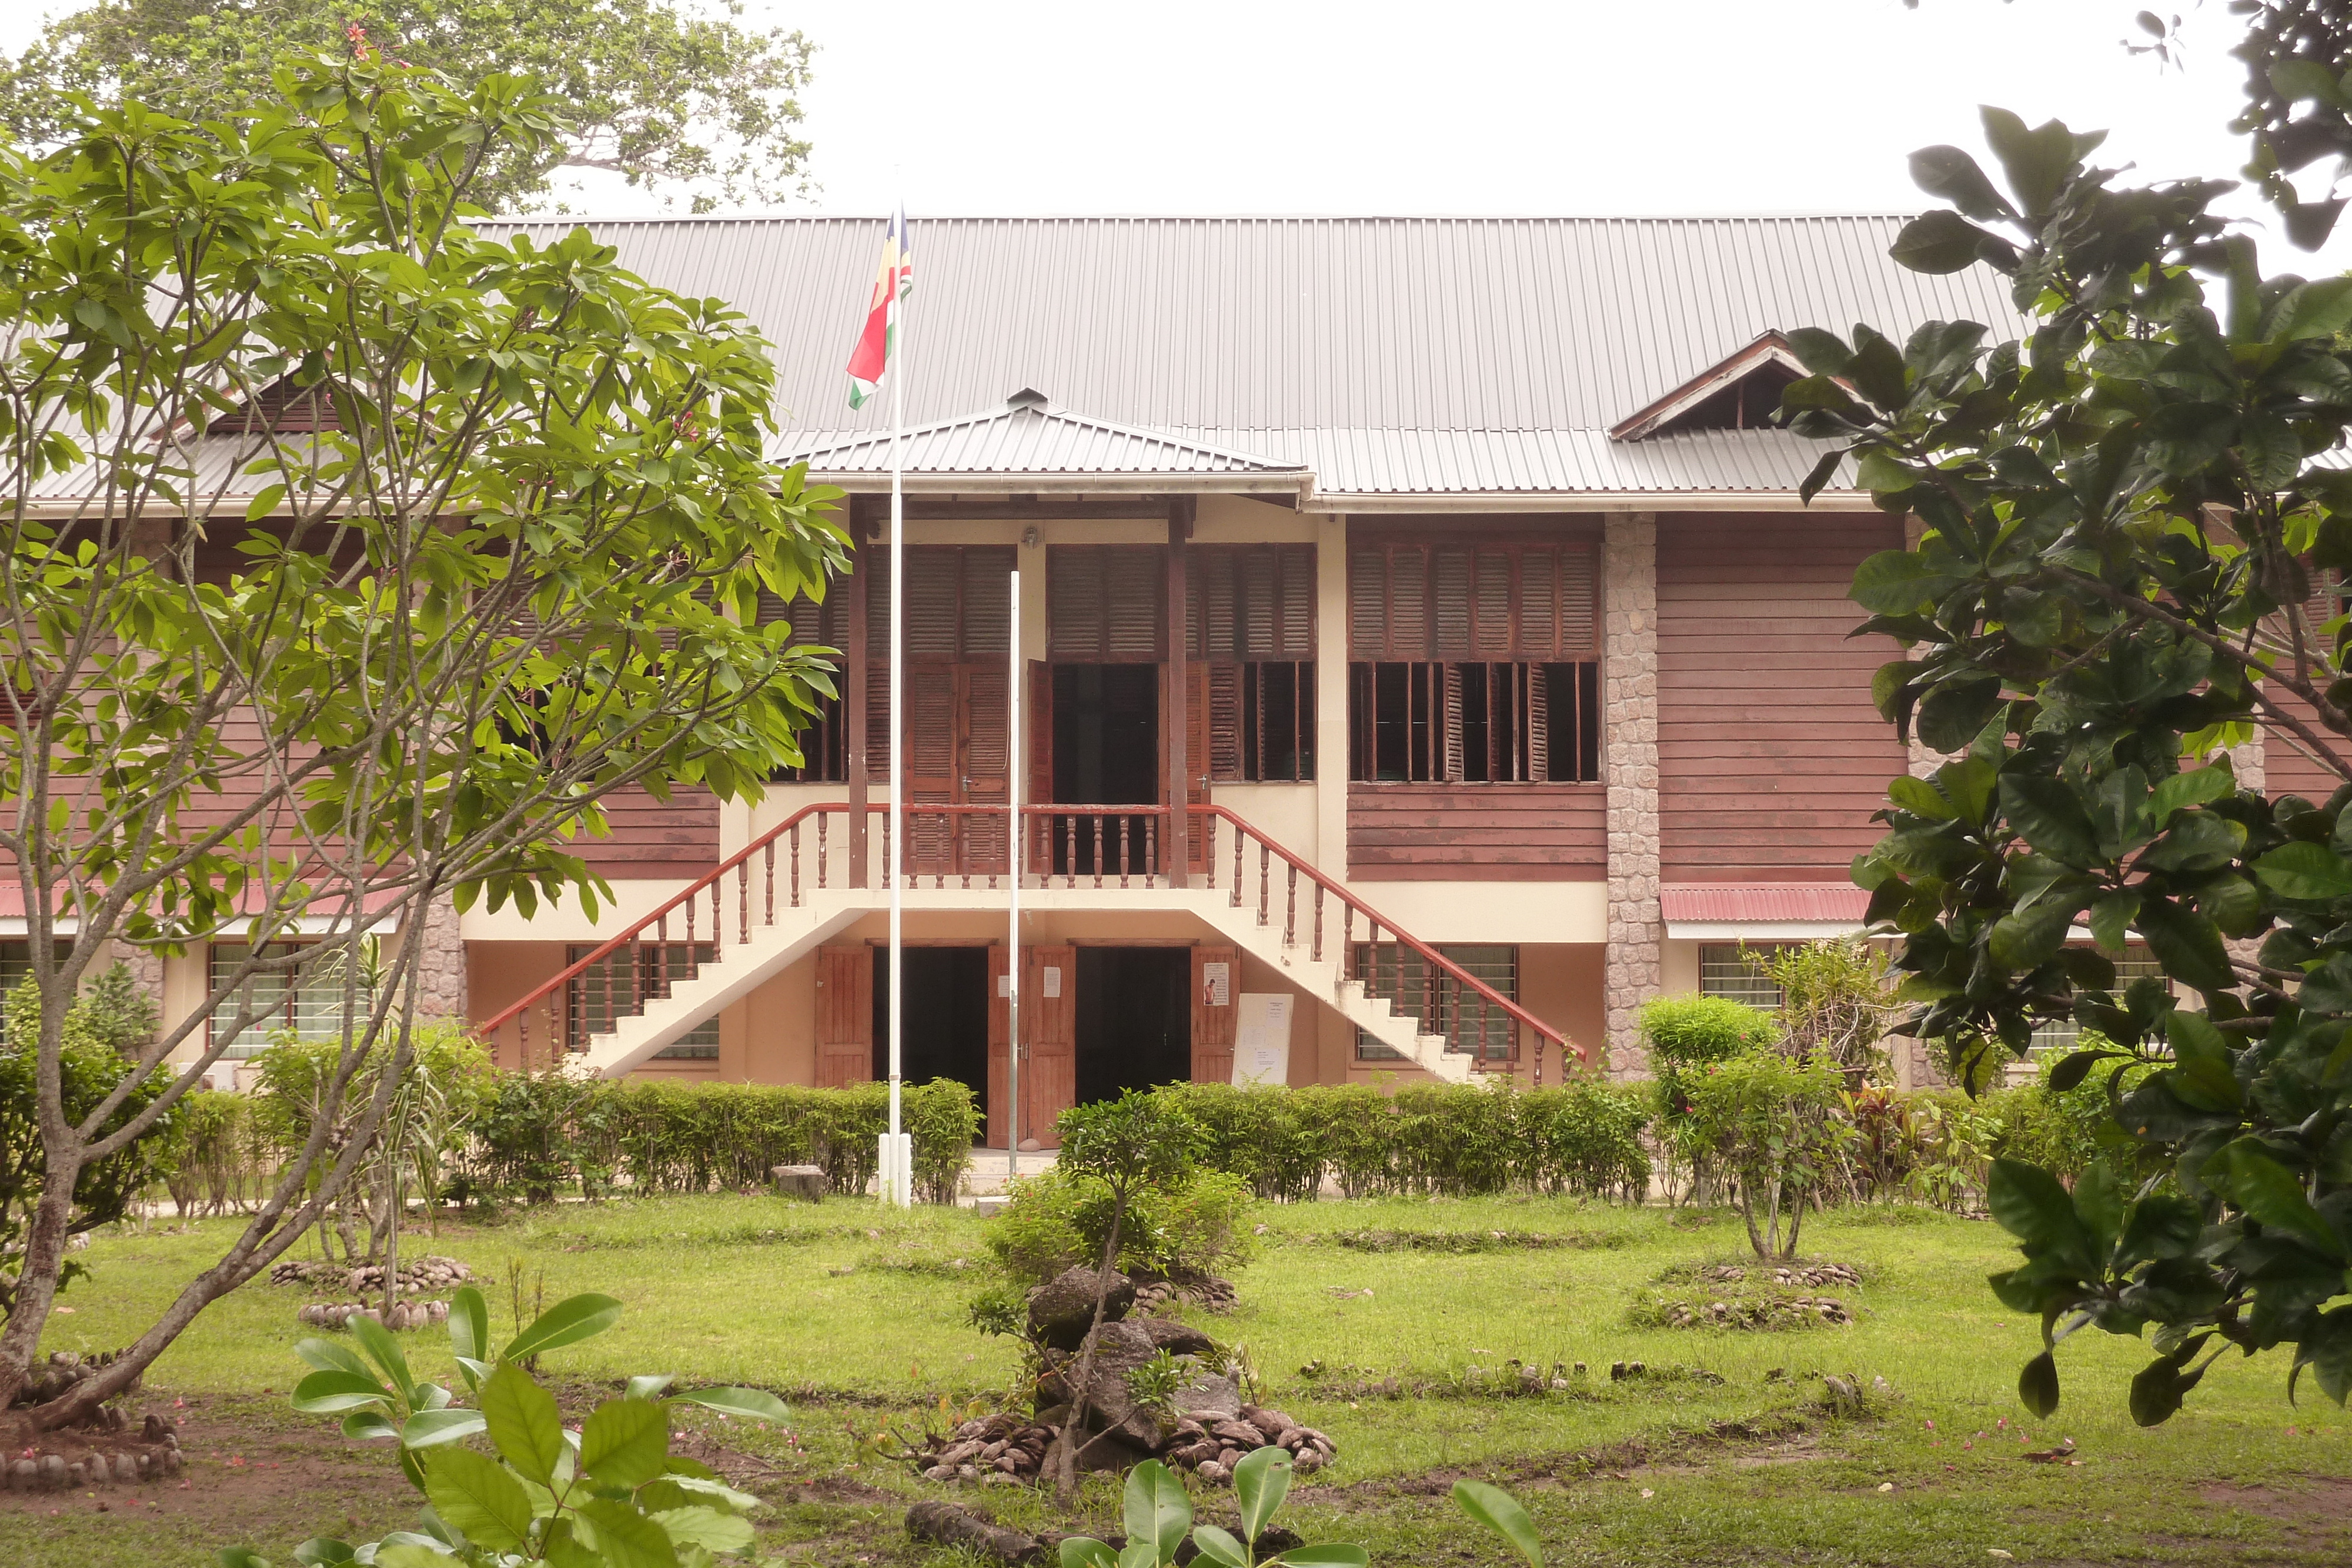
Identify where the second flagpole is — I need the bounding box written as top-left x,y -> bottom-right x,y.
884,204 -> 909,1207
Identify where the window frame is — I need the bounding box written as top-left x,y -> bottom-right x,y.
207,941 -> 355,1059
564,942 -> 720,1059
1352,942 -> 1519,1063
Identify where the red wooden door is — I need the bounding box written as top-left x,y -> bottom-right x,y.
814,944 -> 873,1087
1026,660 -> 1053,875
1191,945 -> 1238,1085
986,945 -> 1013,1148
1182,664 -> 1214,874
1024,945 -> 1077,1148
961,664 -> 1010,875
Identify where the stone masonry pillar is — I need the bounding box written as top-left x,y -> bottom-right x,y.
1602,513 -> 1662,1078
414,889 -> 469,1019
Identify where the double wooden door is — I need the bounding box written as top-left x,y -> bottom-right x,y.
987,945 -> 1076,1149
906,663 -> 1010,878
1022,661 -> 1212,877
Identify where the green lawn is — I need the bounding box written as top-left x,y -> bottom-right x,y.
15,1192 -> 2350,1566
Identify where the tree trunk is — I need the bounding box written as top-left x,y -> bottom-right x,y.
1051,1188 -> 1130,1504
0,1158 -> 83,1410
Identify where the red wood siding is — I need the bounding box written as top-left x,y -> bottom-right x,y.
574,784 -> 719,876
1347,783 -> 1605,880
1656,513 -> 1906,882
2266,691 -> 2348,803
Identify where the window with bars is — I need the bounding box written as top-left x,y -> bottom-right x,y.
2032,950 -> 2169,1051
1698,944 -> 1788,1009
566,943 -> 719,1059
208,942 -> 357,1058
1352,942 -> 1518,1062
1205,661 -> 1315,782
1347,537 -> 1601,785
0,940 -> 35,1032
1346,661 -> 1598,783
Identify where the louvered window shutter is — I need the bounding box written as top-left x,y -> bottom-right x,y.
958,547 -> 1014,658
1557,548 -> 1598,656
1049,549 -> 1105,659
1443,664 -> 1465,782
1027,660 -> 1053,824
1051,547 -> 1164,660
866,674 -> 890,775
1528,666 -> 1552,782
1207,664 -> 1243,781
1432,548 -> 1472,658
1278,546 -> 1315,658
903,549 -> 960,660
1349,549 -> 1387,658
1473,549 -> 1512,657
1107,550 -> 1164,659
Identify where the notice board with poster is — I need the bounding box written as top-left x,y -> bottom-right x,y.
1230,992 -> 1294,1086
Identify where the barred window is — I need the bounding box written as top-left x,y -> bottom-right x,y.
2032,950 -> 2169,1052
566,942 -> 719,1059
1699,944 -> 1786,1010
209,942 -> 356,1059
1352,942 -> 1518,1062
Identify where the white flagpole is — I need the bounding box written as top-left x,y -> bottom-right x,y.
1007,570 -> 1021,1183
886,206 -> 908,1208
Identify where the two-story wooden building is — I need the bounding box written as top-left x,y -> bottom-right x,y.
75,216 -> 2037,1135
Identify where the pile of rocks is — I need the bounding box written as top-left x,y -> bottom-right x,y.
907,1265 -> 1336,1489
2,1415 -> 182,1492
1131,1273 -> 1237,1315
1655,1295 -> 1852,1329
269,1255 -> 473,1294
9,1349 -> 139,1409
298,1298 -> 452,1332
1693,1261 -> 1860,1289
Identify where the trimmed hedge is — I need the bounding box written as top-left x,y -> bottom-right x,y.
1150,1081 -> 1652,1201
462,1076 -> 980,1205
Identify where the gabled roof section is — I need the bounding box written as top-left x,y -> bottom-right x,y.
776,389 -> 1311,487
1609,332 -> 1809,443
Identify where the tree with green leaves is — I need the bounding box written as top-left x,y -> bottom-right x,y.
0,51 -> 843,1426
1,0 -> 815,213
1785,52 -> 2352,1413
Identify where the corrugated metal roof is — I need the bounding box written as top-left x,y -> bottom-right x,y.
784,389 -> 1307,479
1659,882 -> 1872,922
492,213 -> 2023,494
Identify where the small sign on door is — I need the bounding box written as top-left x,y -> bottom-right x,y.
997,974 -> 1014,998
1201,961 -> 1231,1008
1042,965 -> 1063,999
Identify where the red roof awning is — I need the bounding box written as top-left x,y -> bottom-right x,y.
1660,882 -> 1871,924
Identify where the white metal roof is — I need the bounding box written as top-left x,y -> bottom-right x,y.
497,213 -> 2022,497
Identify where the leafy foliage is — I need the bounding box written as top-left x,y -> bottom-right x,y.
1789,89 -> 2352,1418
1058,1450 -> 1369,1568
244,1282 -> 787,1563
0,48 -> 840,1416
983,1166 -> 1258,1286
1678,1052 -> 1846,1261
0,975 -> 176,1320
1,0 -> 816,212
1758,937 -> 1898,1085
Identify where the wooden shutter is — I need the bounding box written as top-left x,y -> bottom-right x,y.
1107,550 -> 1164,660
1184,664 -> 1213,871
1024,946 -> 1077,1149
958,547 -> 1014,658
986,945 -> 1012,1147
1528,664 -> 1552,782
1190,945 -> 1238,1085
1352,539 -> 1598,661
903,549 -> 960,661
962,664 -> 1010,872
1443,663 -> 1465,782
906,668 -> 956,872
1207,664 -> 1243,781
814,945 -> 873,1087
1432,547 -> 1472,658
1027,659 -> 1053,849
1050,546 -> 1164,661
1277,546 -> 1315,658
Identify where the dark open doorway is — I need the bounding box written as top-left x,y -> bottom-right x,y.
1075,947 -> 1190,1103
871,946 -> 989,1135
1052,664 -> 1159,804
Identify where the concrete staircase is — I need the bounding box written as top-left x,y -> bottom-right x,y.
571,880 -> 1472,1082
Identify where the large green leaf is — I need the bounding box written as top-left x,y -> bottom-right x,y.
1909,145 -> 2018,221
1999,775 -> 2100,868
2133,897 -> 2240,995
1452,1479 -> 1543,1567
349,1315 -> 416,1405
577,1497 -> 682,1568
1989,899 -> 2076,971
2129,1343 -> 2210,1427
423,1447 -> 533,1553
1121,1460 -> 1192,1566
1852,550 -> 1943,614
400,1409 -> 487,1449
2229,1146 -> 2347,1259
1987,1158 -> 2084,1253
2254,841 -> 2352,901
1060,1541 -> 1120,1568
480,1363 -> 566,1488
580,1396 -> 670,1490
669,1386 -> 790,1426
447,1286 -> 491,1367
1190,1526 -> 1249,1568
505,1293 -> 624,1363
1277,1549 -> 1374,1567
650,1506 -> 754,1553
1981,105 -> 2084,215
2018,1351 -> 2060,1419
291,1369 -> 391,1415
1890,209 -> 2002,275
1235,1446 -> 1293,1544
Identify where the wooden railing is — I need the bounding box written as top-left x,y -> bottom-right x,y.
477,800 -> 1578,1084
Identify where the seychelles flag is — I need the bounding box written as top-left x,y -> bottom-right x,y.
846,205 -> 913,409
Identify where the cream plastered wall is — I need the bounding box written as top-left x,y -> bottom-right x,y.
457,878 -> 693,944
1341,880 -> 1608,945
1661,938 -> 1702,999
1338,941 -> 1604,1085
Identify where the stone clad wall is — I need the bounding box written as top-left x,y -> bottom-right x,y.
1602,513 -> 1661,1078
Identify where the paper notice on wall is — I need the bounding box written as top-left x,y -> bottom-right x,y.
1231,992 -> 1294,1086
1200,961 -> 1231,1008
1042,965 -> 1062,999
997,974 -> 1014,998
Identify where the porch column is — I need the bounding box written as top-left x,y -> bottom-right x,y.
847,500 -> 871,888
1602,511 -> 1662,1079
1166,497 -> 1194,886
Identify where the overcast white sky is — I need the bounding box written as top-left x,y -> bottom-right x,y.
6,0 -> 2350,267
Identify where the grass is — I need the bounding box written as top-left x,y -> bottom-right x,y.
16,1191 -> 2351,1566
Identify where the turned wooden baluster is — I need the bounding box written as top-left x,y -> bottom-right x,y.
737,860 -> 750,944
1311,885 -> 1324,963
1204,815 -> 1217,889
816,813 -> 827,890
1145,818 -> 1157,887
710,878 -> 721,949
1257,845 -> 1270,927
1092,815 -> 1105,890
1284,865 -> 1297,947
1231,823 -> 1244,908
1119,816 -> 1132,890
1064,813 -> 1078,889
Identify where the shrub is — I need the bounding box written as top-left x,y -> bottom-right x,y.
983,1165 -> 1255,1284
459,1075 -> 977,1205
1758,937 -> 1895,1084
156,1088 -> 270,1218
1679,1050 -> 1844,1259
